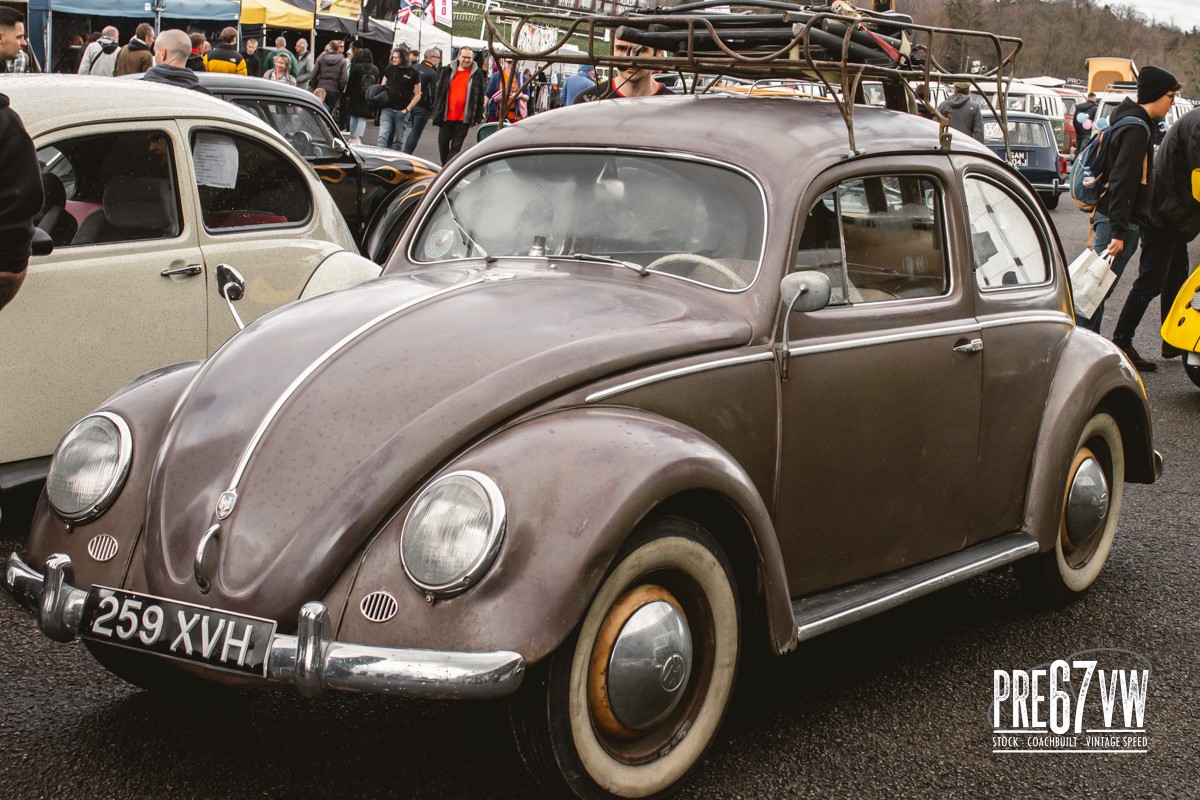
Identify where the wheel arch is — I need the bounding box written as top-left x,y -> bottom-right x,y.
1022,330 -> 1157,553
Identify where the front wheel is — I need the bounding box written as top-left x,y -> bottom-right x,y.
1017,413 -> 1124,602
1184,360 -> 1200,389
511,516 -> 740,800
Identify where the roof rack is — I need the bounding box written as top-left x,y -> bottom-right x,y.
484,1 -> 1023,154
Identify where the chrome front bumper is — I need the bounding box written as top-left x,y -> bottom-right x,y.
4,552 -> 525,700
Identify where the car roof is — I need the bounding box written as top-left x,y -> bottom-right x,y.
466,94 -> 993,181
0,74 -> 277,139
196,72 -> 319,104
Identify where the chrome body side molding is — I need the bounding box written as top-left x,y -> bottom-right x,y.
791,532 -> 1038,642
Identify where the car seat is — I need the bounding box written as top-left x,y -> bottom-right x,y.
73,176 -> 176,246
34,173 -> 78,247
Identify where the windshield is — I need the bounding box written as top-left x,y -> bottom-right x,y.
411,152 -> 765,290
984,120 -> 1051,148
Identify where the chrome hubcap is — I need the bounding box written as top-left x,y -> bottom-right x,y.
1065,456 -> 1109,547
606,599 -> 693,732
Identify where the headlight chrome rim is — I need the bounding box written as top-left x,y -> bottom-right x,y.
400,470 -> 506,597
46,412 -> 132,525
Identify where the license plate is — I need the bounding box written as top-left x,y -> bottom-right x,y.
1008,151 -> 1029,167
79,586 -> 276,677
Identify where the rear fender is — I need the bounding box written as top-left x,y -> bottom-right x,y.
1023,330 -> 1156,552
338,407 -> 795,665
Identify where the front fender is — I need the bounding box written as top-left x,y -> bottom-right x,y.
1023,329 -> 1156,552
26,361 -> 202,592
337,406 -> 794,665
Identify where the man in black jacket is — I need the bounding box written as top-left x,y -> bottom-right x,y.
0,8 -> 44,311
1078,66 -> 1179,346
432,46 -> 485,164
403,47 -> 441,155
143,29 -> 212,94
1074,92 -> 1098,153
1110,105 -> 1200,368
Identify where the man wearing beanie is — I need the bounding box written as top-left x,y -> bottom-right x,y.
937,81 -> 985,143
1077,64 -> 1179,360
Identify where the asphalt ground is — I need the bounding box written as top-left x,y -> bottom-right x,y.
1,199 -> 1198,799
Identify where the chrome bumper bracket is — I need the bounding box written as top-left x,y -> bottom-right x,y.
4,552 -> 525,700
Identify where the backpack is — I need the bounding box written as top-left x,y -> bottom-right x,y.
360,67 -> 378,95
1069,115 -> 1152,212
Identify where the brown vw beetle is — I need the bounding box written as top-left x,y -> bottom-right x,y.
3,9 -> 1161,800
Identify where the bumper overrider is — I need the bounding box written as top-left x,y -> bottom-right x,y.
4,552 -> 525,699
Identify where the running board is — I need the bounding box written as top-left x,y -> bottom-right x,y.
791,533 -> 1039,642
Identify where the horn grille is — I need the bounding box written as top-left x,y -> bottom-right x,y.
360,591 -> 398,623
87,534 -> 119,563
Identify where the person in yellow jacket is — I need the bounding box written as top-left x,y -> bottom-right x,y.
203,27 -> 247,76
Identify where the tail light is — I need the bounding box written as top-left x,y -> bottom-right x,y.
1058,156 -> 1068,177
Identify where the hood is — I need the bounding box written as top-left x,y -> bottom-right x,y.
141,266 -> 752,624
127,37 -> 152,53
98,36 -> 119,54
947,94 -> 972,109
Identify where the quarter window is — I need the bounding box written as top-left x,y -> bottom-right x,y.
191,131 -> 311,231
35,130 -> 182,247
965,177 -> 1050,289
794,175 -> 946,304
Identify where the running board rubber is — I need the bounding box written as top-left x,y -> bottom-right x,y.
791,532 -> 1039,642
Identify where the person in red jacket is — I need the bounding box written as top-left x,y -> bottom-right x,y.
431,46 -> 485,164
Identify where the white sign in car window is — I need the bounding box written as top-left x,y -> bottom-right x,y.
192,133 -> 239,189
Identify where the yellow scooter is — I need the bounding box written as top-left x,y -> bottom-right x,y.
1161,267 -> 1200,388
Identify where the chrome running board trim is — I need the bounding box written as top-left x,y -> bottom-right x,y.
791,532 -> 1038,642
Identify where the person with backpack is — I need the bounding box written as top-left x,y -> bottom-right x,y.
1075,66 -> 1179,354
1108,104 -> 1200,369
346,48 -> 379,144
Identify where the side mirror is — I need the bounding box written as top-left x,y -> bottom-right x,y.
31,227 -> 54,257
780,270 -> 832,314
216,263 -> 246,330
332,137 -> 351,156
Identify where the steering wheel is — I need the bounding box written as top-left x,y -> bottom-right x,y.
646,253 -> 743,287
287,130 -> 315,157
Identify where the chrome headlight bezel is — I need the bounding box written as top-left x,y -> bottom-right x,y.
399,470 -> 506,597
46,412 -> 133,524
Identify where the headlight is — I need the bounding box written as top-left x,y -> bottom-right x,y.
46,412 -> 132,524
400,470 -> 506,597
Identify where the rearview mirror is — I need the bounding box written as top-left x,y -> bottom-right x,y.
216,263 -> 246,330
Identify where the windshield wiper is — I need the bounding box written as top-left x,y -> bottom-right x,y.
443,193 -> 488,258
558,252 -> 648,276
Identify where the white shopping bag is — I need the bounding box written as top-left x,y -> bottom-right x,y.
1068,248 -> 1117,319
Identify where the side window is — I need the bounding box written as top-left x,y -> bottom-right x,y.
795,175 -> 946,304
965,176 -> 1050,289
191,130 -> 312,231
36,130 -> 182,248
230,99 -> 340,159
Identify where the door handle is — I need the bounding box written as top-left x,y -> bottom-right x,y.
953,338 -> 984,354
161,264 -> 203,277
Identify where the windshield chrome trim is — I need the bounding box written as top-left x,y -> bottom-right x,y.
586,351 -> 774,403
221,277 -> 486,502
405,146 -> 769,294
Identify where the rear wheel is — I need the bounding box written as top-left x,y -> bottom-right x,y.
511,516 -> 740,799
1040,191 -> 1060,210
1017,413 -> 1124,602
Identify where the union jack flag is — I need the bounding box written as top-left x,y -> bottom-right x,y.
397,0 -> 412,23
